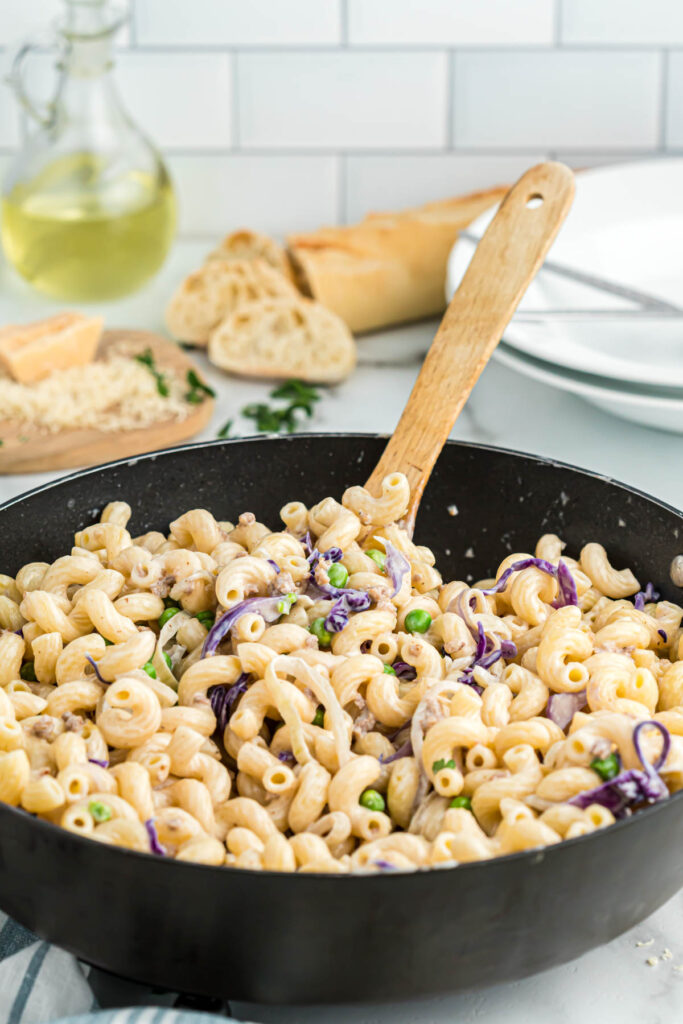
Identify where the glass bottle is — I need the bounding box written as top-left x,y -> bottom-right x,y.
1,0 -> 176,302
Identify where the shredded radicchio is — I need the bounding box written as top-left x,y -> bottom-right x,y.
458,621 -> 517,693
384,541 -> 410,598
392,661 -> 417,681
546,690 -> 587,730
202,595 -> 295,657
569,720 -> 671,817
277,750 -> 296,764
145,818 -> 166,856
482,557 -> 578,608
209,673 -> 249,733
380,737 -> 413,764
634,582 -> 661,610
88,757 -> 109,768
266,559 -> 280,573
324,590 -> 372,632
658,629 -> 668,643
85,654 -> 106,684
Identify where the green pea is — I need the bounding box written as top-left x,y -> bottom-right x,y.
309,617 -> 332,648
89,800 -> 112,823
383,664 -> 396,675
359,788 -> 385,812
366,549 -> 386,570
196,610 -> 214,628
20,662 -> 36,681
449,795 -> 472,811
313,707 -> 325,727
163,651 -> 173,671
591,752 -> 620,781
142,661 -> 157,678
405,609 -> 432,634
159,606 -> 181,628
327,563 -> 349,589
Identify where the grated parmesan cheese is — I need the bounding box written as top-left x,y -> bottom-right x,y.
0,347 -> 191,434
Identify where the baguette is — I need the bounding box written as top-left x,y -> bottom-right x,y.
206,228 -> 295,283
208,297 -> 356,384
287,185 -> 508,333
165,258 -> 297,345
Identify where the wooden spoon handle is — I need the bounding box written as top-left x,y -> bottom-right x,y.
365,161 -> 575,534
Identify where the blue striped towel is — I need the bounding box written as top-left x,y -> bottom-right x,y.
0,911 -> 237,1024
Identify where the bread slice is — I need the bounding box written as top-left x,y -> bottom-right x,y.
206,229 -> 294,282
0,312 -> 103,384
208,297 -> 356,384
287,185 -> 509,333
165,258 -> 297,345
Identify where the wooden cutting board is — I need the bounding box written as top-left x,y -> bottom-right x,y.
0,329 -> 214,474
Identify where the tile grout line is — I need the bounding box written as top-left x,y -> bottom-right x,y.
127,0 -> 137,47
337,154 -> 347,224
231,52 -> 240,149
447,50 -> 456,148
658,49 -> 669,150
340,0 -> 349,47
554,0 -> 563,47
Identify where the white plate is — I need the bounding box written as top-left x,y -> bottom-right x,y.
494,342 -> 683,434
447,159 -> 683,389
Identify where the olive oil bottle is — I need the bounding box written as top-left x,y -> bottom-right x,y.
2,0 -> 176,301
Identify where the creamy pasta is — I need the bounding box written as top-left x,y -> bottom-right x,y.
0,474 -> 681,873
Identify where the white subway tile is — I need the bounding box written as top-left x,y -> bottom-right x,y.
348,0 -> 554,46
134,0 -> 340,46
666,53 -> 683,148
556,153 -> 657,172
561,0 -> 683,45
0,0 -> 62,43
237,51 -> 447,149
453,51 -> 660,149
344,153 -> 545,222
167,155 -> 338,235
117,52 -> 231,150
0,90 -> 20,150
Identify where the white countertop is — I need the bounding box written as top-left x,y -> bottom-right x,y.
1,240 -> 682,1023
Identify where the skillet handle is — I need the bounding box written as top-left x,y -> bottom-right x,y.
365,161 -> 575,535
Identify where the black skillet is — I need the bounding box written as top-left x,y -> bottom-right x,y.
1,164 -> 682,1003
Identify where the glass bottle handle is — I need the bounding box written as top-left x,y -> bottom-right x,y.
6,29 -> 61,129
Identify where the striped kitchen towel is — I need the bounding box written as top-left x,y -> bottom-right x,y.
0,911 -> 236,1024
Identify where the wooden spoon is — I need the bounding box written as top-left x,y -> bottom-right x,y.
365,161 -> 575,535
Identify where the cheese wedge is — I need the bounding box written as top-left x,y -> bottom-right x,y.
0,313 -> 104,384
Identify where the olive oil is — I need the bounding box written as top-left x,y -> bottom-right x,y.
2,153 -> 176,301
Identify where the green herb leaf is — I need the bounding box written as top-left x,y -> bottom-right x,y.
217,419 -> 234,439
186,369 -> 216,398
270,380 -> 320,404
432,758 -> 456,774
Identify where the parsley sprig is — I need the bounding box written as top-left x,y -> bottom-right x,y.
217,380 -> 321,439
135,348 -> 169,397
242,380 -> 321,434
185,369 -> 216,404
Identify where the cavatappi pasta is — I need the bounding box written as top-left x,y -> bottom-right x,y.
0,473 -> 681,873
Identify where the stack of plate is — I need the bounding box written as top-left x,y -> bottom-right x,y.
447,159 -> 683,433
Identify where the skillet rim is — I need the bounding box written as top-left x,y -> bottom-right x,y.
0,432 -> 681,881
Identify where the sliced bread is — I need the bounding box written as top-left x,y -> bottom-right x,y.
165,258 -> 297,345
206,229 -> 294,283
208,297 -> 356,384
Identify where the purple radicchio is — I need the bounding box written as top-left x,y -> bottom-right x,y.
482,557 -> 578,608
384,540 -> 410,598
145,818 -> 166,856
88,757 -> 109,768
458,622 -> 518,693
569,720 -> 670,817
380,737 -> 414,764
209,672 -> 250,733
634,582 -> 661,611
202,594 -> 296,657
85,654 -> 106,684
324,590 -> 372,633
392,661 -> 417,681
546,690 -> 587,730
